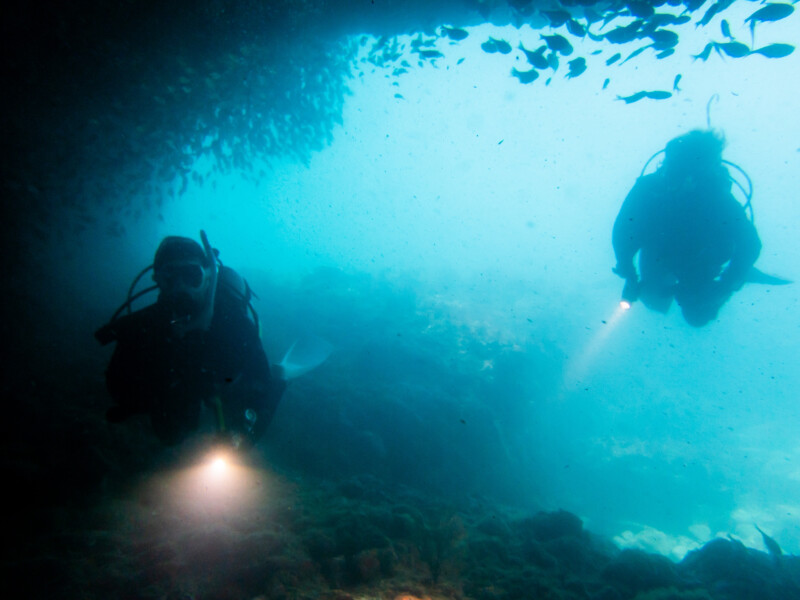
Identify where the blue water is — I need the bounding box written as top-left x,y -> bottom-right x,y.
9,1 -> 800,590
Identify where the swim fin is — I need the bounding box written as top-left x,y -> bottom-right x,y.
747,266 -> 792,286
278,335 -> 333,381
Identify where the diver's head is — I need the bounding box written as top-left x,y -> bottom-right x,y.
662,129 -> 725,178
152,236 -> 212,316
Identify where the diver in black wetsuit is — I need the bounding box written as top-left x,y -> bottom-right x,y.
612,130 -> 763,327
96,233 -> 285,448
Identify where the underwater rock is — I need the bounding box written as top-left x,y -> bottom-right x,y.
387,505 -> 426,539
629,587 -> 712,600
591,587 -> 624,600
476,514 -> 512,538
520,538 -> 559,570
305,530 -> 338,561
321,554 -> 349,588
545,534 -> 609,580
519,509 -> 586,542
676,537 -> 800,599
601,549 -> 679,597
332,514 -> 391,556
351,548 -> 383,582
468,535 -> 513,567
679,537 -> 753,583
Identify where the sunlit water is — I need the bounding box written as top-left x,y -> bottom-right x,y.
78,3 -> 800,560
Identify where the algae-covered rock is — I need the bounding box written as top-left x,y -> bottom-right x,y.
602,549 -> 679,597
632,587 -> 712,600
678,537 -> 800,600
476,514 -> 513,538
519,509 -> 586,542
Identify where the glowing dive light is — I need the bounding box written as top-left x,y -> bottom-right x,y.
210,455 -> 227,473
620,300 -> 631,310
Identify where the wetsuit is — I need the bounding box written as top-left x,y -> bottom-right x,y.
613,168 -> 761,326
102,282 -> 284,446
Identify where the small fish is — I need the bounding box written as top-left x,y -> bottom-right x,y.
566,57 -> 586,78
481,38 -> 498,53
721,19 -> 732,39
755,524 -> 783,558
751,43 -> 795,58
511,67 -> 539,84
621,45 -> 648,65
606,52 -> 622,65
617,90 -> 671,104
693,42 -> 715,61
494,37 -> 513,54
457,57 -> 465,65
627,1 -> 655,18
394,93 -> 404,99
519,43 -> 550,69
746,3 -> 794,25
585,30 -> 605,43
605,20 -> 643,44
543,10 -> 572,28
410,34 -> 437,50
697,2 -> 722,27
649,29 -> 679,50
584,8 -> 603,24
547,51 -> 560,71
566,19 -> 586,37
617,91 -> 647,104
418,49 -> 443,59
541,33 -> 573,55
441,26 -> 469,41
648,13 -> 686,28
656,48 -> 675,59
746,3 -> 794,43
716,41 -> 751,58
602,78 -> 610,89
673,74 -> 682,91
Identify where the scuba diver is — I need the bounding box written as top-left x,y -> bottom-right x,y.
612,129 -> 787,327
95,232 -> 285,449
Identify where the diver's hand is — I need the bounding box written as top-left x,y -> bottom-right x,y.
213,429 -> 254,453
613,263 -> 637,281
622,278 -> 640,303
716,272 -> 742,295
710,280 -> 734,305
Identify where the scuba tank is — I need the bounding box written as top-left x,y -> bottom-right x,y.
639,148 -> 754,223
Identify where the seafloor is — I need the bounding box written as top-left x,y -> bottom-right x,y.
10,463 -> 800,600
7,418 -> 800,600
4,273 -> 800,600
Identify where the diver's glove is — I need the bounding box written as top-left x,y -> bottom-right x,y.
709,279 -> 735,305
218,408 -> 265,452
621,278 -> 640,304
717,271 -> 744,295
613,262 -> 637,281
